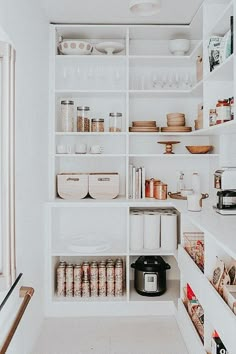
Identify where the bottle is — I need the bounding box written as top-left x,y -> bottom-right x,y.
192,172 -> 200,194
177,171 -> 185,192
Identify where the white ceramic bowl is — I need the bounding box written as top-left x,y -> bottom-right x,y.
169,39 -> 190,56
59,40 -> 93,55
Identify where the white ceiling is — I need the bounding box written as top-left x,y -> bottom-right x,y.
41,0 -> 204,25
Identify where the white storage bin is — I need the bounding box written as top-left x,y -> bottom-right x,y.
89,173 -> 119,199
57,173 -> 89,199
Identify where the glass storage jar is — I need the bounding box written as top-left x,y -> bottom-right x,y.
91,118 -> 104,132
77,106 -> 90,132
109,112 -> 122,132
61,100 -> 74,132
216,99 -> 230,124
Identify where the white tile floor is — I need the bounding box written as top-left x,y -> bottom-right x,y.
32,316 -> 188,354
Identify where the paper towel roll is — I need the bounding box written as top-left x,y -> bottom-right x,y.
143,212 -> 161,249
161,213 -> 177,250
130,212 -> 144,251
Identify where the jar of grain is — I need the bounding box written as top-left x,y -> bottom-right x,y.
109,112 -> 122,132
77,106 -> 90,132
91,118 -> 104,132
61,100 -> 74,132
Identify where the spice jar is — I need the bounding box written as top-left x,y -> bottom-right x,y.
77,106 -> 90,132
91,118 -> 104,132
209,109 -> 217,126
61,100 -> 74,132
109,112 -> 122,132
154,182 -> 167,200
216,99 -> 230,124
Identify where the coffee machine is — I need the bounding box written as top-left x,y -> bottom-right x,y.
214,168 -> 236,215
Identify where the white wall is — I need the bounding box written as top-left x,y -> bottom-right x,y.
0,0 -> 49,352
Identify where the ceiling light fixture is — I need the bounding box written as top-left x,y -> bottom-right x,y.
129,0 -> 161,16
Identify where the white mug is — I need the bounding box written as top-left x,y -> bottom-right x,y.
187,194 -> 202,212
90,145 -> 104,154
57,144 -> 72,154
75,143 -> 87,154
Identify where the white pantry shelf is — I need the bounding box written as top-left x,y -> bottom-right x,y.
51,251 -> 127,257
130,249 -> 177,258
55,154 -> 126,157
56,55 -> 127,60
55,132 -> 127,136
55,89 -> 127,95
129,154 -> 219,158
52,294 -> 127,303
177,300 -> 206,354
204,54 -> 234,82
129,279 -> 179,307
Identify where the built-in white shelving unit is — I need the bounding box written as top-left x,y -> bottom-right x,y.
46,1 -> 236,351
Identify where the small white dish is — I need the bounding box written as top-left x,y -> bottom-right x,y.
95,41 -> 124,55
169,39 -> 190,56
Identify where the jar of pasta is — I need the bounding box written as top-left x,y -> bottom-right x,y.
77,106 -> 90,132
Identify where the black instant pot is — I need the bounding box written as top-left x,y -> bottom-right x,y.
131,256 -> 171,297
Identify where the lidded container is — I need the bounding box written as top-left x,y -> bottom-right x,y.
91,118 -> 104,132
216,99 -> 230,124
109,112 -> 122,132
77,106 -> 90,132
61,100 -> 74,132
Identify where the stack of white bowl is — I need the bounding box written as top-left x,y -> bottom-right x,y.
167,113 -> 185,127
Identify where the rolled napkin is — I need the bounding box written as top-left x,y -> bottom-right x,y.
130,211 -> 144,251
161,213 -> 177,250
143,211 -> 161,249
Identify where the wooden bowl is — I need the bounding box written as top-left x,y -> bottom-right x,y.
185,145 -> 213,154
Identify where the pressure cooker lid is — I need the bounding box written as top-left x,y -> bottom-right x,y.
131,256 -> 171,272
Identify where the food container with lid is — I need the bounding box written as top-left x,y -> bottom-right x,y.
131,256 -> 171,296
77,106 -> 90,132
61,100 -> 74,132
91,118 -> 104,132
109,112 -> 122,132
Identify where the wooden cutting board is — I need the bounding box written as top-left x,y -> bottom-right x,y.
129,127 -> 159,132
161,126 -> 192,132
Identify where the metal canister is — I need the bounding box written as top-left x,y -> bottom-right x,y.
57,264 -> 66,297
82,276 -> 90,297
115,280 -> 123,297
98,281 -> 106,297
90,262 -> 98,282
74,264 -> 82,297
82,261 -> 90,278
154,182 -> 167,200
65,264 -> 74,297
115,262 -> 123,282
107,281 -> 115,296
90,281 -> 98,297
99,263 -> 106,283
106,264 -> 115,282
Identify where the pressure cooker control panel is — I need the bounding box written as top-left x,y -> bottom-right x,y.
144,272 -> 157,292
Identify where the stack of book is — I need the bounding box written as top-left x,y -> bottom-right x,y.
129,164 -> 145,199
